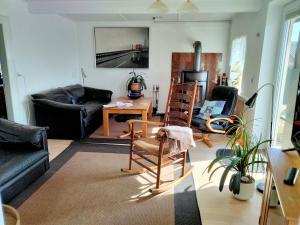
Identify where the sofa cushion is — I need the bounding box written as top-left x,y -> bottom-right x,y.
0,149 -> 48,186
31,88 -> 72,104
64,84 -> 85,104
0,119 -> 46,150
83,101 -> 103,127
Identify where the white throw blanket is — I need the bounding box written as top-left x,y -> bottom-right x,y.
158,126 -> 196,156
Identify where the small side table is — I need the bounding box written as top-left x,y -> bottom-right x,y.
3,204 -> 20,225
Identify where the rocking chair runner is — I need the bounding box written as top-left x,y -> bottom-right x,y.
121,79 -> 198,193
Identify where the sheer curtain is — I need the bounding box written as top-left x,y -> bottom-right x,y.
229,36 -> 247,93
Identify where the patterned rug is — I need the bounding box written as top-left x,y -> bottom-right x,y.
10,139 -> 201,225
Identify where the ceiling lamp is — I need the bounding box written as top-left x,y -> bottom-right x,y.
149,0 -> 169,13
177,0 -> 199,13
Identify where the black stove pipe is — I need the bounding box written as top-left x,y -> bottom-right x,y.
193,41 -> 202,72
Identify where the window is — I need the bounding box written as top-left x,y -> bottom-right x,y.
229,36 -> 247,93
274,16 -> 300,148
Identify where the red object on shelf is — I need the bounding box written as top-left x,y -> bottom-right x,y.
294,121 -> 300,126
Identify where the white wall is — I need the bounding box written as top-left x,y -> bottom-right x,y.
228,0 -> 291,140
2,0 -> 80,124
77,21 -> 230,112
229,11 -> 267,100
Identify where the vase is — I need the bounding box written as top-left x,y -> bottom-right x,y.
131,82 -> 141,93
233,180 -> 255,201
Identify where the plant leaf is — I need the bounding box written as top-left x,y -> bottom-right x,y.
219,157 -> 240,192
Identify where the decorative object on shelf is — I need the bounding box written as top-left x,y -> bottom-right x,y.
149,0 -> 199,14
126,70 -> 147,99
217,73 -> 228,86
152,84 -> 160,114
206,113 -> 270,201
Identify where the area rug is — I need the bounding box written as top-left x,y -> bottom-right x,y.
10,140 -> 201,225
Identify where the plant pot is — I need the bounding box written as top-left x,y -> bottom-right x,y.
131,82 -> 141,93
233,180 -> 255,201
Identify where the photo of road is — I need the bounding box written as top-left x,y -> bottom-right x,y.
96,48 -> 149,68
95,27 -> 149,68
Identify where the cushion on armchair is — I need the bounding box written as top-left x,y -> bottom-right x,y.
196,100 -> 226,120
0,119 -> 46,150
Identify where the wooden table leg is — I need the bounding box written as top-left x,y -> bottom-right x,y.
259,163 -> 272,225
148,101 -> 153,119
142,110 -> 148,137
103,110 -> 109,136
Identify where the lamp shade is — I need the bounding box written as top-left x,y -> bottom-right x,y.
245,93 -> 258,108
177,0 -> 199,13
149,0 -> 168,13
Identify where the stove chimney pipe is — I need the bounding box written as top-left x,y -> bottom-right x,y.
193,41 -> 202,72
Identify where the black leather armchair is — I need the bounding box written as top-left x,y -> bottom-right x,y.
0,118 -> 49,203
32,84 -> 113,140
192,86 -> 238,147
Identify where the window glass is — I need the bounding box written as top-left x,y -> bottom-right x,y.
274,18 -> 300,148
229,36 -> 247,93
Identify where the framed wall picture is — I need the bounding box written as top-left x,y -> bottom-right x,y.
94,27 -> 149,68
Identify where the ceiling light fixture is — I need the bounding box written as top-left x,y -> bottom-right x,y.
177,0 -> 199,13
149,0 -> 169,14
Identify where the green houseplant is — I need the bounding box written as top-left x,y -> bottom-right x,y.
126,71 -> 147,93
206,114 -> 269,200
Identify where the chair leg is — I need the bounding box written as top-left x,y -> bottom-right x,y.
181,151 -> 187,177
129,144 -> 134,170
156,157 -> 162,189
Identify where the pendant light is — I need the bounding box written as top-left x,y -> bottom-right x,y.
149,0 -> 169,13
177,0 -> 199,13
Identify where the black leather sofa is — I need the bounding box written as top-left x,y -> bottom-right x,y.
0,118 -> 49,203
31,84 -> 113,140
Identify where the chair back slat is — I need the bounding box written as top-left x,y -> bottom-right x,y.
163,79 -> 197,127
167,119 -> 189,126
169,101 -> 190,111
171,93 -> 193,102
168,111 -> 189,121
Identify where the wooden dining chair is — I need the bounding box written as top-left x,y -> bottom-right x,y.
121,79 -> 197,193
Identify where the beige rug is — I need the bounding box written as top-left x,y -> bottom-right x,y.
13,141 -> 201,225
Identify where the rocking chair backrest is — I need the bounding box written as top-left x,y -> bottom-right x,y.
163,79 -> 198,127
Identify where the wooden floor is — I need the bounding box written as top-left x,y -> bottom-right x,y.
48,116 -> 285,225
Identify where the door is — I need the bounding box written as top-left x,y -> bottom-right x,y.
0,24 -> 7,119
0,60 -> 7,118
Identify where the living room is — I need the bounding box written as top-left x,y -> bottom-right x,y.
1,0 -> 300,225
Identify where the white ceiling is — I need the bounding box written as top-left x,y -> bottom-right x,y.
27,0 -> 263,22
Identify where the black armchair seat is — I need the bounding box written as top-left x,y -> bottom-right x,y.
31,84 -> 113,140
192,86 -> 238,132
0,149 -> 48,186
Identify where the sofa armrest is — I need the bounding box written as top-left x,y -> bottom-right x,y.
32,99 -> 86,114
0,118 -> 48,150
84,87 -> 113,103
32,99 -> 87,139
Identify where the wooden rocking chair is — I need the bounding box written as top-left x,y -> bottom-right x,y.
121,79 -> 198,193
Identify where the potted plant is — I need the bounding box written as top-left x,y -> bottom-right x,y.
126,70 -> 147,93
206,114 -> 269,201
